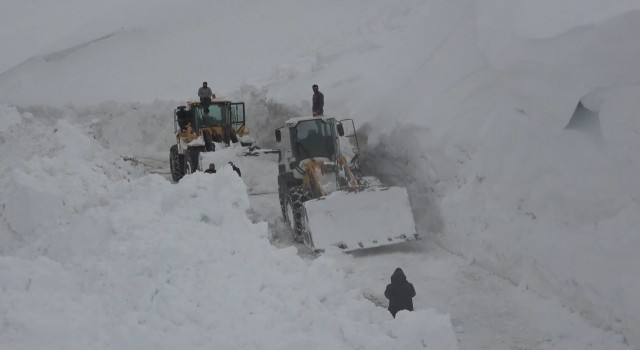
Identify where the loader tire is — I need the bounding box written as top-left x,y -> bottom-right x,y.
278,186 -> 287,219
285,186 -> 313,242
300,205 -> 314,250
170,145 -> 185,182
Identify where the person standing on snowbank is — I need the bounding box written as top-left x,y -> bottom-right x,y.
384,267 -> 416,318
312,84 -> 324,116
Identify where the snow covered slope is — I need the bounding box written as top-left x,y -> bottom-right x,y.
0,107 -> 457,349
2,0 -> 640,347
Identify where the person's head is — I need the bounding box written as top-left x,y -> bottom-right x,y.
209,163 -> 215,170
228,162 -> 234,166
312,84 -> 319,93
391,267 -> 406,283
203,82 -> 208,87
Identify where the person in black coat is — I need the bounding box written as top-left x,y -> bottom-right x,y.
228,162 -> 241,177
312,84 -> 324,116
384,268 -> 416,318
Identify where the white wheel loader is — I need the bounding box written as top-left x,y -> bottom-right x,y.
275,116 -> 419,252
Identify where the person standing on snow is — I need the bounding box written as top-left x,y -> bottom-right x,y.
384,267 -> 416,318
312,84 -> 324,116
198,82 -> 214,103
228,162 -> 241,177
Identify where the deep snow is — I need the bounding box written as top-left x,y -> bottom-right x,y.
2,0 -> 640,348
0,107 -> 457,349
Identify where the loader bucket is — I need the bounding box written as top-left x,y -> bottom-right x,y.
303,187 -> 418,252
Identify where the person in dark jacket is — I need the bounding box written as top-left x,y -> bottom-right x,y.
312,84 -> 324,116
228,162 -> 241,177
198,82 -> 214,103
384,268 -> 416,318
204,163 -> 216,174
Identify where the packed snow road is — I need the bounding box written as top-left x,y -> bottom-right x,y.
142,152 -> 631,350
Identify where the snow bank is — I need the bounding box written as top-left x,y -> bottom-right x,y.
434,7 -> 640,344
0,106 -> 458,349
15,102 -> 177,159
0,107 -> 142,252
199,145 -> 280,195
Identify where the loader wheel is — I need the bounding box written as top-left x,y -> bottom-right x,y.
278,187 -> 287,219
169,145 -> 185,182
285,187 -> 313,242
300,206 -> 314,250
203,130 -> 215,152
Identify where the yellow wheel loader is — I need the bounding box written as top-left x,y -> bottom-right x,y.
170,100 -> 252,182
275,116 -> 419,252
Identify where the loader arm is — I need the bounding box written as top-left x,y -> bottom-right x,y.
301,160 -> 327,197
337,155 -> 359,188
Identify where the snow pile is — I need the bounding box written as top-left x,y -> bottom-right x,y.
15,102 -> 178,159
0,106 -> 142,251
0,107 -> 458,349
199,145 -> 280,195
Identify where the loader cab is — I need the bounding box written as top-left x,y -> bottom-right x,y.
180,101 -> 247,134
289,117 -> 338,164
194,103 -> 225,128
193,102 -> 244,128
